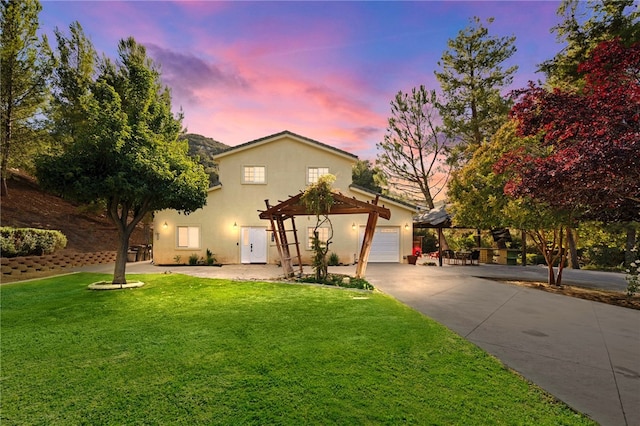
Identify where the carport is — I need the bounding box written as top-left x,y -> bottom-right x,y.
413,204 -> 452,267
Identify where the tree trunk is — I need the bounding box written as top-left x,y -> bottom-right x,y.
112,233 -> 131,286
521,229 -> 527,266
439,232 -> 450,251
1,99 -> 12,198
567,226 -> 580,269
107,198 -> 150,285
547,263 -> 556,286
625,225 -> 637,267
531,229 -> 558,286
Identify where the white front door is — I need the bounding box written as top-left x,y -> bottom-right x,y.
241,227 -> 268,263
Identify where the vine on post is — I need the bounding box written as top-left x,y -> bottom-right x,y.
301,174 -> 336,282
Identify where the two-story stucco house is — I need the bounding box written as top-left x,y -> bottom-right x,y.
152,131 -> 417,266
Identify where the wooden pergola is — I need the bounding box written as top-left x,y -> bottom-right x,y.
259,192 -> 391,278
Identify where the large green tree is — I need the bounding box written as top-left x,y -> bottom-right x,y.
0,0 -> 52,195
351,159 -> 386,194
37,37 -> 208,285
376,85 -> 450,209
450,120 -> 574,286
435,16 -> 517,164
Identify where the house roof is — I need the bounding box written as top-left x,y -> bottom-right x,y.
349,184 -> 419,212
213,130 -> 359,161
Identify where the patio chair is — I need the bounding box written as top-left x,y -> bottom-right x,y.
470,250 -> 480,265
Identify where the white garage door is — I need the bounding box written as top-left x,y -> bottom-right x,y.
359,226 -> 400,262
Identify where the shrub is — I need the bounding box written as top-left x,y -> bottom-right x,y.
188,253 -> 200,265
580,245 -> 625,269
526,253 -> 545,265
297,273 -> 374,290
205,249 -> 216,265
328,252 -> 340,266
0,227 -> 67,257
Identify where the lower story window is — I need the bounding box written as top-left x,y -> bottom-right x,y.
177,226 -> 200,249
307,227 -> 329,250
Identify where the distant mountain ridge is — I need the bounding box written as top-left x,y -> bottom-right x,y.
180,133 -> 230,187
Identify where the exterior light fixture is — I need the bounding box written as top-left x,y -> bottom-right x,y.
162,221 -> 168,229
404,223 -> 409,231
233,221 -> 237,229
352,222 -> 356,230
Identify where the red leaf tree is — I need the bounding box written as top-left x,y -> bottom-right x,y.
498,39 -> 640,223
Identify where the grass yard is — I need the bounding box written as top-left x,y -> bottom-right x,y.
1,273 -> 594,425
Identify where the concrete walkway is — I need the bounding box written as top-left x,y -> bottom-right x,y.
77,261 -> 639,426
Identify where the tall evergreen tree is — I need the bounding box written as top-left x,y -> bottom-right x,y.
0,0 -> 52,195
435,16 -> 517,165
49,21 -> 97,150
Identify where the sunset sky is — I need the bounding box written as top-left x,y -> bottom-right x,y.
40,1 -> 565,160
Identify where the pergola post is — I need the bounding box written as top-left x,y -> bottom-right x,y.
355,212 -> 379,278
438,227 -> 443,267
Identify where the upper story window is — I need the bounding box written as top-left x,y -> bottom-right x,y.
177,226 -> 200,249
307,167 -> 329,184
243,166 -> 266,184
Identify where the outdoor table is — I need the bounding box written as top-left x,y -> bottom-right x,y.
454,251 -> 471,265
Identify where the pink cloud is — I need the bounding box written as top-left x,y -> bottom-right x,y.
161,21 -> 388,157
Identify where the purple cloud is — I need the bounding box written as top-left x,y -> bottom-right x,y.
145,43 -> 249,106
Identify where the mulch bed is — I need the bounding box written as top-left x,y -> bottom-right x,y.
499,279 -> 640,310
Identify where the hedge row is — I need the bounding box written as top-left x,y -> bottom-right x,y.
0,227 -> 67,257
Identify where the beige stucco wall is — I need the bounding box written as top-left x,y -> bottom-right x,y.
153,133 -> 416,266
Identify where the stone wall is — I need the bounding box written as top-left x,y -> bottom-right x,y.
1,251 -> 117,281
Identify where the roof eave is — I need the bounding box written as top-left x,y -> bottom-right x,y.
213,130 -> 359,161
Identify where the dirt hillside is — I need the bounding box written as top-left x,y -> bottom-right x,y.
1,173 -> 147,253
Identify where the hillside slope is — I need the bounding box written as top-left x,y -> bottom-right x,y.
1,174 -> 146,253
1,133 -> 226,254
181,133 -> 230,186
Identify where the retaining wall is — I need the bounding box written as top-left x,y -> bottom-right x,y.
1,251 -> 117,280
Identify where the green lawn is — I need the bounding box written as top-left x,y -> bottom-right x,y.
1,273 -> 594,425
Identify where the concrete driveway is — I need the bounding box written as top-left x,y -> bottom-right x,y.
361,263 -> 639,426
80,261 -> 639,425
